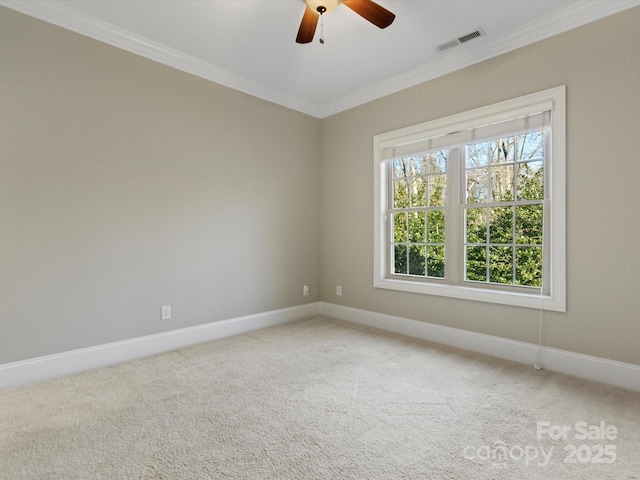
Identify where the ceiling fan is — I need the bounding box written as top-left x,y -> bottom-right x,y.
296,0 -> 395,44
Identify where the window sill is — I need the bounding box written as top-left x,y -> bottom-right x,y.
374,277 -> 565,312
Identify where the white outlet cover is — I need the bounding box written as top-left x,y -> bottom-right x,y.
161,305 -> 171,320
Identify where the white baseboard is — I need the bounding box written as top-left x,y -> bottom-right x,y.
4,301 -> 638,393
320,302 -> 640,393
0,302 -> 321,391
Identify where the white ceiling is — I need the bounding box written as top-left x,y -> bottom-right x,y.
3,0 -> 639,117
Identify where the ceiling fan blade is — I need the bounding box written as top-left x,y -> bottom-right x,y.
296,5 -> 319,44
342,0 -> 395,29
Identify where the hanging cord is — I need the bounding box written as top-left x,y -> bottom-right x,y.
533,300 -> 543,370
533,197 -> 548,371
314,5 -> 327,44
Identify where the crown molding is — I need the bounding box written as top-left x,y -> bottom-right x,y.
2,0 -> 639,119
317,0 -> 640,117
0,0 -> 320,117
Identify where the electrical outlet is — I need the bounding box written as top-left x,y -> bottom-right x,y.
303,285 -> 310,296
161,305 -> 171,320
336,285 -> 342,296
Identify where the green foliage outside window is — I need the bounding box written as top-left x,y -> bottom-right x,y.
464,131 -> 545,287
392,151 -> 446,278
391,130 -> 545,288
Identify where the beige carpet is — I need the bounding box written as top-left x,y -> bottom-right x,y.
1,316 -> 639,479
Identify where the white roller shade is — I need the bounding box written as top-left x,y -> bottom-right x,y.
381,103 -> 552,161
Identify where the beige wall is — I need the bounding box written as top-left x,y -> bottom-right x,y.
0,7 -> 320,364
319,6 -> 640,365
2,5 -> 639,368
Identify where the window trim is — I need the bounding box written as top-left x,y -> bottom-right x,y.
373,86 -> 566,312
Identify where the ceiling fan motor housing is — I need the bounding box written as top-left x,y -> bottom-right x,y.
305,0 -> 342,15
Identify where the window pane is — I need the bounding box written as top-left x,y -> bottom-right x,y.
519,131 -> 544,160
427,245 -> 445,278
428,173 -> 446,206
466,167 -> 489,203
427,210 -> 445,243
394,244 -> 407,274
466,143 -> 488,168
408,245 -> 426,276
489,246 -> 513,284
466,208 -> 486,244
393,158 -> 409,178
393,213 -> 407,242
515,205 -> 543,245
410,176 -> 427,207
466,246 -> 487,281
491,165 -> 515,202
393,179 -> 409,208
517,161 -> 544,200
429,151 -> 447,173
490,138 -> 514,163
516,247 -> 542,287
489,206 -> 513,244
408,212 -> 425,243
410,156 -> 426,175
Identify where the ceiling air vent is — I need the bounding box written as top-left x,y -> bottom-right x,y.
437,27 -> 485,53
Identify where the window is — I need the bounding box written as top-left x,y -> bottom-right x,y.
374,86 -> 565,311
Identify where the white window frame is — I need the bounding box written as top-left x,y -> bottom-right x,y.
373,86 -> 566,311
